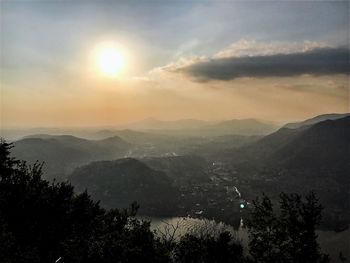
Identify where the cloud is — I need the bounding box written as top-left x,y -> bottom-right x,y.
183,47 -> 349,81
150,56 -> 209,75
154,40 -> 349,81
213,39 -> 330,58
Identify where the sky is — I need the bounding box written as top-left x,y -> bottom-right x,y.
1,0 -> 349,128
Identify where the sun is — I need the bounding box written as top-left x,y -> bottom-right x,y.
95,45 -> 126,77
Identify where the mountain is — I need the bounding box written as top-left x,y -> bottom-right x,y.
12,135 -> 131,180
122,118 -> 277,136
234,116 -> 350,172
202,118 -> 277,136
69,158 -> 179,216
141,155 -> 210,185
91,129 -> 260,159
224,116 -> 350,229
269,117 -> 350,172
11,131 -> 259,179
126,118 -> 209,130
1,128 -> 67,141
97,129 -> 178,144
284,113 -> 350,129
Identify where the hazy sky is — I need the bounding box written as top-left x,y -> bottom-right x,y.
1,0 -> 349,128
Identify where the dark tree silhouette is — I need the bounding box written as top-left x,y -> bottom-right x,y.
0,139 -> 169,263
0,139 -> 333,263
175,231 -> 243,263
246,192 -> 330,263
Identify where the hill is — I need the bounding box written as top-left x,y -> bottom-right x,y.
69,158 -> 179,216
12,135 -> 131,180
141,155 -> 210,185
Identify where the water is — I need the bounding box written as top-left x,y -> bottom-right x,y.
142,216 -> 248,246
146,217 -> 349,263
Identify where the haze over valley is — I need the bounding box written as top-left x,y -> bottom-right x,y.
4,113 -> 349,231
1,1 -> 349,262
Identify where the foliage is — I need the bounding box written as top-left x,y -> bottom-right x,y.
175,231 -> 243,263
69,158 -> 179,216
0,139 -> 330,263
0,139 -> 168,263
245,192 -> 330,263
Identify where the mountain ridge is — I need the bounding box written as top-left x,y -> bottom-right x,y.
284,113 -> 350,129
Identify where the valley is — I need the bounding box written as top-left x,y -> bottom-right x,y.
3,114 -> 349,232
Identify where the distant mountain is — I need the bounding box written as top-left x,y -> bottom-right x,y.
69,158 -> 179,216
1,128 -> 107,141
0,128 -> 66,141
284,113 -> 350,129
12,135 -> 131,180
203,118 -> 277,136
122,118 -> 277,137
97,129 -> 177,144
91,129 -> 260,159
127,118 -> 209,130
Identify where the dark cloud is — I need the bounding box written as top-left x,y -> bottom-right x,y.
180,48 -> 349,81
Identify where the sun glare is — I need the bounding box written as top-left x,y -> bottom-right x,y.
94,44 -> 126,77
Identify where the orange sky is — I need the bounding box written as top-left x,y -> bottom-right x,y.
1,1 -> 349,128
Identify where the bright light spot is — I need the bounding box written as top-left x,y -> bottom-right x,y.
240,203 -> 245,209
97,48 -> 124,77
93,42 -> 128,78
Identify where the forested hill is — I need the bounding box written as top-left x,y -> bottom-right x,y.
11,135 -> 131,180
223,116 -> 350,229
69,158 -> 179,216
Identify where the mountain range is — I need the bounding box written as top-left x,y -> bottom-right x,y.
283,113 -> 350,129
12,135 -> 131,180
6,113 -> 349,229
125,117 -> 277,136
222,115 -> 350,229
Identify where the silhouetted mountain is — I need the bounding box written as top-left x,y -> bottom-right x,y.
269,117 -> 350,173
141,155 -> 210,185
225,116 -> 350,229
284,113 -> 350,129
233,116 -> 350,173
69,158 -> 179,216
12,135 -> 131,180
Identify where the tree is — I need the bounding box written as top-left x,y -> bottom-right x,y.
246,192 -> 330,263
0,139 -> 332,263
245,194 -> 280,263
174,231 -> 243,263
0,139 -> 170,263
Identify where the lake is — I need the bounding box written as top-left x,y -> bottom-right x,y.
144,217 -> 349,263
